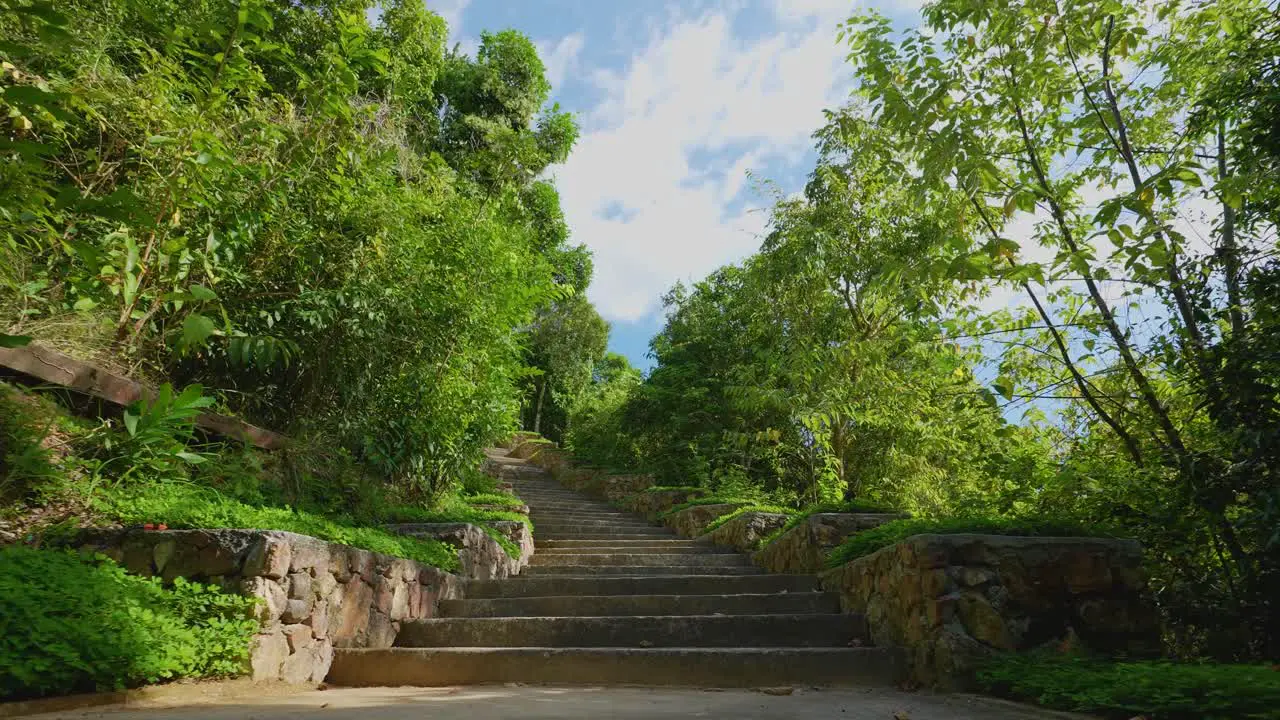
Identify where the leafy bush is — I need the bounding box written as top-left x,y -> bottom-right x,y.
0,547 -> 259,700
976,651 -> 1280,720
641,485 -> 705,494
824,517 -> 1098,568
92,482 -> 458,570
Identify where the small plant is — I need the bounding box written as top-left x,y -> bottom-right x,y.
81,384 -> 215,487
0,546 -> 260,700
976,651 -> 1280,720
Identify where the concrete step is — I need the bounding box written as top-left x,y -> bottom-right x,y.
329,647 -> 903,687
529,553 -> 752,568
535,545 -> 737,555
530,518 -> 655,529
398,613 -> 864,647
528,511 -> 636,519
535,527 -> 674,537
532,520 -> 670,532
439,592 -> 842,618
521,565 -> 765,576
465,574 -> 822,598
522,503 -> 619,512
536,539 -> 714,550
536,532 -> 680,541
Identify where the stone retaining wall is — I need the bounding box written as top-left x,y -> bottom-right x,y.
754,513 -> 901,573
663,502 -> 746,537
701,511 -> 790,552
385,521 -> 532,580
75,529 -> 461,684
821,533 -> 1160,687
620,489 -> 705,520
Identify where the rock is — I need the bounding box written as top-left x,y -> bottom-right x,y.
758,513 -> 903,573
244,535 -> 292,579
759,686 -> 794,696
287,571 -> 313,601
282,598 -> 314,624
821,533 -> 1159,688
250,630 -> 290,680
308,600 -> 330,639
621,490 -> 705,521
152,539 -> 177,573
703,512 -> 790,552
283,623 -> 314,653
664,503 -> 746,538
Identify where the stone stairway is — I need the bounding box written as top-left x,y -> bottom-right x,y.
328,448 -> 902,687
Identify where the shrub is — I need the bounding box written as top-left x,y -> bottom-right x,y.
92,482 -> 458,570
976,651 -> 1280,720
0,547 -> 259,700
824,516 -> 1098,568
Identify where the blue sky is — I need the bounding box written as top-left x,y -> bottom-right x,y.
433,0 -> 930,372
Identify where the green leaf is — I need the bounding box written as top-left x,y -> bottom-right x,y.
123,408 -> 139,437
181,313 -> 216,348
0,333 -> 33,348
189,285 -> 217,301
73,297 -> 98,311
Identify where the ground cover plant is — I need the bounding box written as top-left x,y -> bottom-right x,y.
976,651 -> 1280,720
0,546 -> 259,700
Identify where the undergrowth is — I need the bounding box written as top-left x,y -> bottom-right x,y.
0,546 -> 259,700
824,517 -> 1098,568
754,499 -> 902,550
89,482 -> 460,571
976,651 -> 1280,720
700,504 -> 797,534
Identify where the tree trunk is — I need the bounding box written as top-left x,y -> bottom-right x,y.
532,378 -> 547,435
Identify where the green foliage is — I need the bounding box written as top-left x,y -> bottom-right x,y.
657,495 -> 753,519
976,652 -> 1280,720
463,492 -> 525,507
521,294 -> 610,442
701,504 -> 797,535
0,384 -> 57,505
825,517 -> 1098,569
92,481 -> 458,570
0,0 -> 586,503
0,546 -> 259,700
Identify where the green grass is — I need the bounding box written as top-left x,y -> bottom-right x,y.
91,482 -> 460,571
753,499 -> 902,551
0,546 -> 259,700
701,504 -> 797,534
824,516 -> 1097,569
461,492 -> 525,507
657,495 -> 752,520
976,651 -> 1280,720
380,497 -> 529,559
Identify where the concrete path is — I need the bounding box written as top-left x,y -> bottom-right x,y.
25,685 -> 1087,720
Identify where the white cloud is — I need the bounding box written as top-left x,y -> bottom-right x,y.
551,4 -> 854,322
538,34 -> 586,94
428,0 -> 471,36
